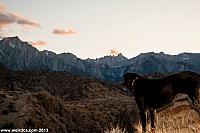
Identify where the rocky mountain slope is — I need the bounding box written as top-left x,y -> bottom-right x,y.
0,36 -> 200,82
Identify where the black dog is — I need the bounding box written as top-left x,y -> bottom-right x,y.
122,71 -> 200,133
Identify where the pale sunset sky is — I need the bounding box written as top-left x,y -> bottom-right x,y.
0,0 -> 200,59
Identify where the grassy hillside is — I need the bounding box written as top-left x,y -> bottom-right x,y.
0,65 -> 199,133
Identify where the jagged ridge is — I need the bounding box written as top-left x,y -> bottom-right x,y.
1,36 -> 200,82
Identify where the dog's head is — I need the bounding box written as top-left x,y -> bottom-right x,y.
122,73 -> 141,90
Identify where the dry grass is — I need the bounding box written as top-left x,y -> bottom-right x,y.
104,125 -> 126,133
105,100 -> 200,133
156,103 -> 200,133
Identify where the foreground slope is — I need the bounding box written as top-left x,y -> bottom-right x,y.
0,65 -> 140,133
0,65 -> 199,133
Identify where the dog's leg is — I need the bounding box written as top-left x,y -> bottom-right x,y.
188,89 -> 200,116
140,109 -> 147,133
150,109 -> 156,133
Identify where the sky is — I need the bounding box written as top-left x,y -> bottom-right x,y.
0,0 -> 200,59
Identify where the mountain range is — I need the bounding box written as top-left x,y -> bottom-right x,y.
0,36 -> 200,82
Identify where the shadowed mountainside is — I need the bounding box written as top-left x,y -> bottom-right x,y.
1,36 -> 200,82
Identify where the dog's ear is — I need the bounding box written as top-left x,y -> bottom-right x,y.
123,73 -> 131,81
123,73 -> 130,78
123,73 -> 141,81
130,73 -> 141,80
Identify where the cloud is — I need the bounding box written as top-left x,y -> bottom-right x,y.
0,3 -> 40,28
30,40 -> 48,46
0,3 -> 5,11
109,49 -> 120,56
52,28 -> 76,36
